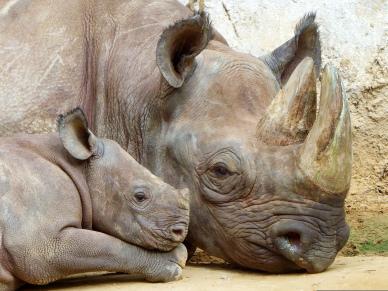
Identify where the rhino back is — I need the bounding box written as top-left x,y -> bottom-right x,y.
0,137 -> 83,256
0,0 -> 92,135
0,0 -> 191,140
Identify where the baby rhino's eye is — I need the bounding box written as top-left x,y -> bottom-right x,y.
134,191 -> 148,203
126,188 -> 151,209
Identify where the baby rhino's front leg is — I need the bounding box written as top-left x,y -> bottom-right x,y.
11,228 -> 187,288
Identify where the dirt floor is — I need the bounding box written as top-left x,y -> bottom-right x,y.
342,193 -> 388,256
22,256 -> 388,291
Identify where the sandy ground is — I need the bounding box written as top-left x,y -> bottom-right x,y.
23,256 -> 388,291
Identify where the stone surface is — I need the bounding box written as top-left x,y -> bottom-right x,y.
180,0 -> 388,203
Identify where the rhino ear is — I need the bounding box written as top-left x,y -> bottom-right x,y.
156,12 -> 212,88
57,107 -> 99,160
262,12 -> 321,86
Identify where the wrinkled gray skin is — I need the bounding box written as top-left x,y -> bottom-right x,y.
0,108 -> 189,291
0,0 -> 351,273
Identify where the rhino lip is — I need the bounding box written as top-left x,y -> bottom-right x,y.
169,221 -> 189,231
272,236 -> 334,273
240,240 -> 303,272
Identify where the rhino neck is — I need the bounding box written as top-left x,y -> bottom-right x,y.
52,147 -> 92,229
24,134 -> 93,229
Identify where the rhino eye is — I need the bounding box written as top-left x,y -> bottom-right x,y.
209,163 -> 232,179
134,191 -> 148,203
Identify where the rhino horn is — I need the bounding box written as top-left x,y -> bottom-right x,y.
257,57 -> 317,145
299,64 -> 352,194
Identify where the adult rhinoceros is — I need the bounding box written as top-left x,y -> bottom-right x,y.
0,0 -> 351,273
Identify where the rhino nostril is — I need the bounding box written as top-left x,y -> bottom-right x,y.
170,224 -> 187,241
284,232 -> 302,252
275,231 -> 303,258
172,228 -> 183,236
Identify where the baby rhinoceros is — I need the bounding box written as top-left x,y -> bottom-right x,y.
0,108 -> 189,291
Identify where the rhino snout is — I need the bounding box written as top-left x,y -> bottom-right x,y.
156,188 -> 189,245
168,222 -> 188,243
270,220 -> 349,273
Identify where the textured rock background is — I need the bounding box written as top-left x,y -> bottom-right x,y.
180,0 -> 388,208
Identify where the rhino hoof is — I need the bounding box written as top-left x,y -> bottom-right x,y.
145,244 -> 187,282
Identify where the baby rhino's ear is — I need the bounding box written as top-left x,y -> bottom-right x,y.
57,107 -> 99,160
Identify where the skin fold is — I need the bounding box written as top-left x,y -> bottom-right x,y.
0,109 -> 189,290
0,0 -> 352,273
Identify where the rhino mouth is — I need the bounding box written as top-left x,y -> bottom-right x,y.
147,221 -> 189,251
275,240 -> 335,273
235,231 -> 339,274
272,235 -> 319,272
242,240 -> 303,273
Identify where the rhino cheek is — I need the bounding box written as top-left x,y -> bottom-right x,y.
186,201 -> 293,272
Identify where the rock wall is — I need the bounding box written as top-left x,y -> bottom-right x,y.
180,0 -> 388,207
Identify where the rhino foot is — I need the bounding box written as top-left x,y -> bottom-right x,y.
144,243 -> 188,282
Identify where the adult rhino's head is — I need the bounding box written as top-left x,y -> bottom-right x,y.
151,12 -> 351,273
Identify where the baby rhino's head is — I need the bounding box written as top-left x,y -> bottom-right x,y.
57,108 -> 189,251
